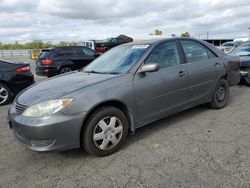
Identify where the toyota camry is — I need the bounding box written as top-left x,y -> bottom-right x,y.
8,38 -> 240,156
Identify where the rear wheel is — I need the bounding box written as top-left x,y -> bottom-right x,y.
0,83 -> 12,106
59,66 -> 72,74
210,79 -> 229,109
82,106 -> 129,156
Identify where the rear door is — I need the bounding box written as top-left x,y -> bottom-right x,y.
179,39 -> 223,104
133,40 -> 189,125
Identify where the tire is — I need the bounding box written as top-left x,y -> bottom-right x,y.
210,79 -> 229,109
59,66 -> 72,74
0,83 -> 12,106
82,106 -> 129,156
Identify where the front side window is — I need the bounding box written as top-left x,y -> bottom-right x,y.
180,40 -> 209,63
145,41 -> 180,69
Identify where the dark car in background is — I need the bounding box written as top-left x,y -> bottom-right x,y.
9,38 -> 240,156
230,42 -> 250,85
95,35 -> 133,53
0,59 -> 34,106
36,46 -> 99,77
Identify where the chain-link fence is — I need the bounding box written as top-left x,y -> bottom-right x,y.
0,50 -> 31,58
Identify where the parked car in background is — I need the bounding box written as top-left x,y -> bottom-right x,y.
79,35 -> 133,54
0,59 -> 34,106
78,41 -> 95,50
95,35 -> 133,53
9,38 -> 240,156
36,46 -> 99,77
230,42 -> 250,85
217,41 -> 242,54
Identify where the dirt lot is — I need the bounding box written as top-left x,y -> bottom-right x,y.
0,57 -> 250,187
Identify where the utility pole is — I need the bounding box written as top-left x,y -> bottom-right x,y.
248,28 -> 250,40
206,31 -> 209,40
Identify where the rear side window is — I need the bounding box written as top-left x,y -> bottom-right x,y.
180,40 -> 209,63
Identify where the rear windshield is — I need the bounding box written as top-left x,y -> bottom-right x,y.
39,50 -> 51,58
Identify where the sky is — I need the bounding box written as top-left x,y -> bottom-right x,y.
0,0 -> 250,43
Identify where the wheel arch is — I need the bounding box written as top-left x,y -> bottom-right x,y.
80,100 -> 134,145
57,63 -> 74,73
0,80 -> 14,94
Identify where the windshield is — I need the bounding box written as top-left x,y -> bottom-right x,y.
230,44 -> 250,56
84,44 -> 149,74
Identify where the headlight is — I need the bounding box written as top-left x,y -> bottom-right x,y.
22,98 -> 74,117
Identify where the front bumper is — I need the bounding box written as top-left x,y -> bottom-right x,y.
8,110 -> 86,152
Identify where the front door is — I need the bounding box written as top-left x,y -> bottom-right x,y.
133,41 -> 189,125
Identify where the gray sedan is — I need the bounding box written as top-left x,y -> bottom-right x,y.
8,38 -> 240,156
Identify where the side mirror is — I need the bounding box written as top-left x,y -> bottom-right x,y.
138,63 -> 159,74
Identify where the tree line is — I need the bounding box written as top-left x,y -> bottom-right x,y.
150,29 -> 191,38
0,31 -> 191,50
0,41 -> 78,50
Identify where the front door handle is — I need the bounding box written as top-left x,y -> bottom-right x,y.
215,62 -> 221,67
178,71 -> 186,77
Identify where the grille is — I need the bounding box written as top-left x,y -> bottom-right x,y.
15,102 -> 28,114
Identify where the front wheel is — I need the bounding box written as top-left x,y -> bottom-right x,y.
210,79 -> 229,109
82,106 -> 129,156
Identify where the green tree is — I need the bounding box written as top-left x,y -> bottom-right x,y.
181,32 -> 190,37
154,29 -> 163,35
150,29 -> 163,36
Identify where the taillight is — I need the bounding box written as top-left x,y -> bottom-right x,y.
16,65 -> 30,73
42,59 -> 53,65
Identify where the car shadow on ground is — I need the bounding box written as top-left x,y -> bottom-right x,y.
58,105 -> 209,158
49,86 -> 246,158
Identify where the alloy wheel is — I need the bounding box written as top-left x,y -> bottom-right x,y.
216,86 -> 226,102
0,86 -> 8,105
60,67 -> 71,74
93,116 -> 123,150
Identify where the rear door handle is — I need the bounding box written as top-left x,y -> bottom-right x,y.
178,71 -> 186,77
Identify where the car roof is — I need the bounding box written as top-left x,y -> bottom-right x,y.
122,37 -> 201,46
41,46 -> 85,51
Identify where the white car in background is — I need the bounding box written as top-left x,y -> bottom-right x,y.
78,40 -> 95,50
218,41 -> 242,54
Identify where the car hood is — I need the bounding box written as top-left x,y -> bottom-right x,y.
16,71 -> 121,106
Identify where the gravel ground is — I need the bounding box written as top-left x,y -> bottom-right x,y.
0,57 -> 250,188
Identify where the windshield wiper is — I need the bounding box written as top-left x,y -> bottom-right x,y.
107,71 -> 122,75
84,70 -> 104,74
